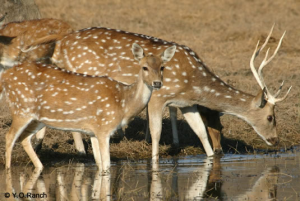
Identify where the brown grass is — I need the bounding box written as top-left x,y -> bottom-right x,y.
0,0 -> 299,166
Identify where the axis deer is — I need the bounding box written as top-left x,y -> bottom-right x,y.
0,18 -> 91,154
0,18 -> 73,68
49,25 -> 291,168
49,26 -> 223,154
25,27 -> 224,154
1,43 -> 176,173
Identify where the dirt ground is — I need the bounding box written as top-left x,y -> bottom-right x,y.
0,0 -> 300,165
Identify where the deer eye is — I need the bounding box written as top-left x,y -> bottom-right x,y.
142,67 -> 148,71
160,66 -> 165,71
267,115 -> 273,122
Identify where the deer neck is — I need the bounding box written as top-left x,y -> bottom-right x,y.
185,69 -> 255,119
206,85 -> 254,117
121,70 -> 153,120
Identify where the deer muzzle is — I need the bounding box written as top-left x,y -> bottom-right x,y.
152,81 -> 162,89
267,137 -> 279,146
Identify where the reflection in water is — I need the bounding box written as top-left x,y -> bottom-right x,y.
55,164 -> 111,200
6,168 -> 45,201
2,154 -> 293,200
236,166 -> 279,201
180,157 -> 216,200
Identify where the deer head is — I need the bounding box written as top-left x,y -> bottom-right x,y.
245,26 -> 291,146
132,43 -> 176,90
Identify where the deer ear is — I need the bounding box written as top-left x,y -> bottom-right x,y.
0,36 -> 15,45
161,45 -> 176,64
253,87 -> 267,108
132,43 -> 144,61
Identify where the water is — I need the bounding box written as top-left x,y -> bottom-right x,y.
0,149 -> 299,200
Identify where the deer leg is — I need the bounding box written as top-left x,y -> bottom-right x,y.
91,136 -> 102,168
148,103 -> 164,170
145,106 -> 151,143
21,135 -> 43,169
96,132 -> 111,174
5,169 -> 13,196
207,127 -> 222,154
5,117 -> 34,170
20,122 -> 46,169
169,106 -> 179,146
72,132 -> 86,155
206,110 -> 223,154
180,105 -> 214,157
32,127 -> 46,152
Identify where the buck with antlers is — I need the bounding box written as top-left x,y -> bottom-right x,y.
47,25 -> 290,167
2,43 -> 176,173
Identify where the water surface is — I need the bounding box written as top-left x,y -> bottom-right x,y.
0,148 -> 299,200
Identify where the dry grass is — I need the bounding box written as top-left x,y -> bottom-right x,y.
0,0 -> 299,165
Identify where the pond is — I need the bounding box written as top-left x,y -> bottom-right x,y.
0,147 -> 299,200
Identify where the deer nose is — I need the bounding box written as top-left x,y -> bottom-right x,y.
267,137 -> 279,146
152,81 -> 162,89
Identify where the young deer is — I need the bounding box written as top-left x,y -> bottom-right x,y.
1,43 -> 176,172
0,18 -> 73,68
49,26 -> 291,167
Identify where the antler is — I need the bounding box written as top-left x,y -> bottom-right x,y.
250,25 -> 292,104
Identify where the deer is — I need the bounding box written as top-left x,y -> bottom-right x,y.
0,17 -> 93,155
1,43 -> 176,173
25,27 -> 225,157
46,25 -> 291,169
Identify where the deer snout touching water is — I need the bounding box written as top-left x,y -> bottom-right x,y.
1,43 -> 176,173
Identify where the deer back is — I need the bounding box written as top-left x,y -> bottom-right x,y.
0,18 -> 73,68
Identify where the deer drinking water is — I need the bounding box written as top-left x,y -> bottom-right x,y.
1,43 -> 176,173
49,26 -> 291,167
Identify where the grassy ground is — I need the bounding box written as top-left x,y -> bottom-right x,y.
0,0 -> 299,166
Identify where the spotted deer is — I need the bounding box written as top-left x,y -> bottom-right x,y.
0,18 -> 73,68
24,26 -> 224,155
2,43 -> 176,173
48,25 -> 291,168
0,18 -> 92,154
28,27 -> 225,155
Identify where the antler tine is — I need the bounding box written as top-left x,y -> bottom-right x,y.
258,24 -> 275,54
250,40 -> 265,90
250,25 -> 276,90
274,85 -> 292,103
274,80 -> 284,98
258,30 -> 286,75
250,25 -> 288,104
257,26 -> 286,93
